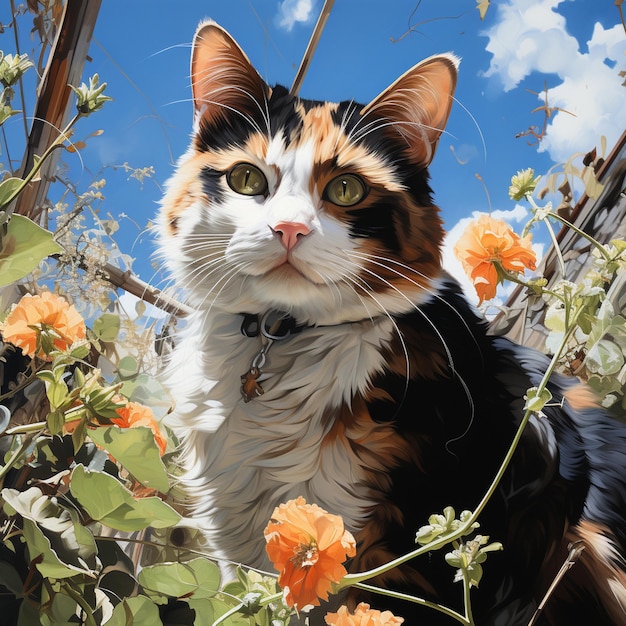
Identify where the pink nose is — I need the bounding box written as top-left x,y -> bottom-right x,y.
272,222 -> 311,251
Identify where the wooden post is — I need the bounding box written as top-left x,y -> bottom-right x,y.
14,0 -> 102,224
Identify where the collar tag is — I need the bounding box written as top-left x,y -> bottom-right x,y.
240,310 -> 300,402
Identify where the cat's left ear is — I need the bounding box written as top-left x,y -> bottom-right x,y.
190,20 -> 270,129
361,54 -> 459,167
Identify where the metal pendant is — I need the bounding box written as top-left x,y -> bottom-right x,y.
240,310 -> 298,402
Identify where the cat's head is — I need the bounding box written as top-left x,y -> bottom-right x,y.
158,20 -> 458,325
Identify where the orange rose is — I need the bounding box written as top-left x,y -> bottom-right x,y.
0,291 -> 85,359
111,401 -> 167,455
264,497 -> 356,610
325,603 -> 404,625
453,215 -> 536,304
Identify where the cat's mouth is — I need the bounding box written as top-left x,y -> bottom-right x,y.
269,257 -> 318,283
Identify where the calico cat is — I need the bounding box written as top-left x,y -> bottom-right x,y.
158,20 -> 626,625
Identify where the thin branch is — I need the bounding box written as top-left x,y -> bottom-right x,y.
290,0 -> 335,96
71,256 -> 193,317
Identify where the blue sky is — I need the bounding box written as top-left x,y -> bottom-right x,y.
5,1 -> 626,304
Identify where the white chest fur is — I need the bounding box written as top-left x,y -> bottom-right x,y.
164,311 -> 395,568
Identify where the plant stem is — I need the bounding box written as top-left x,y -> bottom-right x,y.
461,563 -> 474,625
5,421 -> 47,436
0,431 -> 39,482
258,591 -> 283,607
354,582 -> 470,625
497,267 -> 561,301
211,601 -> 246,626
2,113 -> 81,214
546,210 -> 611,260
341,313 -> 581,597
469,313 -> 579,524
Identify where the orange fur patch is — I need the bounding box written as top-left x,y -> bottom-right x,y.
563,383 -> 600,411
162,156 -> 211,236
322,399 -> 435,603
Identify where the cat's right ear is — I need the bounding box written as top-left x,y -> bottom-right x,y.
361,54 -> 459,167
191,21 -> 269,129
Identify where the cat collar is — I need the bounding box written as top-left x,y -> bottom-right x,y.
239,310 -> 306,402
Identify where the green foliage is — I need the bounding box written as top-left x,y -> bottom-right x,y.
69,464 -> 180,532
138,559 -> 220,601
415,506 -> 477,545
69,74 -> 112,116
0,214 -> 63,286
107,596 -> 163,626
445,535 -> 503,588
87,426 -> 169,491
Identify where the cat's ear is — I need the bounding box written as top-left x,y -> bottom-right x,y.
361,54 -> 459,166
191,20 -> 269,128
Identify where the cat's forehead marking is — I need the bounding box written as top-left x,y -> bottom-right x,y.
280,102 -> 405,193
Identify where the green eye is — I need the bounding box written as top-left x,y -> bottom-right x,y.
227,163 -> 268,196
324,174 -> 367,207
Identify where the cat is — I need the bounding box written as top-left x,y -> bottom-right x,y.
158,19 -> 626,625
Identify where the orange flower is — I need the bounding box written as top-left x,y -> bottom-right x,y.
264,497 -> 356,610
111,401 -> 167,455
325,603 -> 404,626
0,291 -> 85,359
453,215 -> 536,304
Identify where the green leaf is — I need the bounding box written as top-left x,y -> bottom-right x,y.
69,464 -> 180,532
586,339 -> 625,376
0,177 -> 24,208
135,299 -> 147,318
71,418 -> 88,453
45,376 -> 69,410
17,598 -> 41,626
92,313 -> 121,342
138,558 -> 221,601
0,214 -> 62,286
120,373 -> 171,412
21,519 -> 90,579
208,598 -> 251,626
88,426 -> 169,492
0,561 -> 25,596
39,589 -> 82,626
187,598 -> 215,626
46,409 -> 65,435
107,596 -> 163,626
118,354 -> 139,378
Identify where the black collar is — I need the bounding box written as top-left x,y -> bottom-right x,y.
240,310 -> 309,340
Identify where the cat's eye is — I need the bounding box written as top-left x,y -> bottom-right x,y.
324,174 -> 367,207
227,163 -> 268,196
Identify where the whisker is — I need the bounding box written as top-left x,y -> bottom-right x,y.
341,255 -> 475,429
348,250 -> 484,367
195,258 -> 253,319
194,87 -> 266,137
335,265 -> 412,406
344,256 -> 455,369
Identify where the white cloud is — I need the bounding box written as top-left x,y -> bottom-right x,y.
482,0 -> 626,163
482,0 -> 579,90
538,23 -> 626,162
276,0 -> 316,32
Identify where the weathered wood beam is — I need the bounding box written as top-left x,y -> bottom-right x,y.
15,0 -> 101,224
